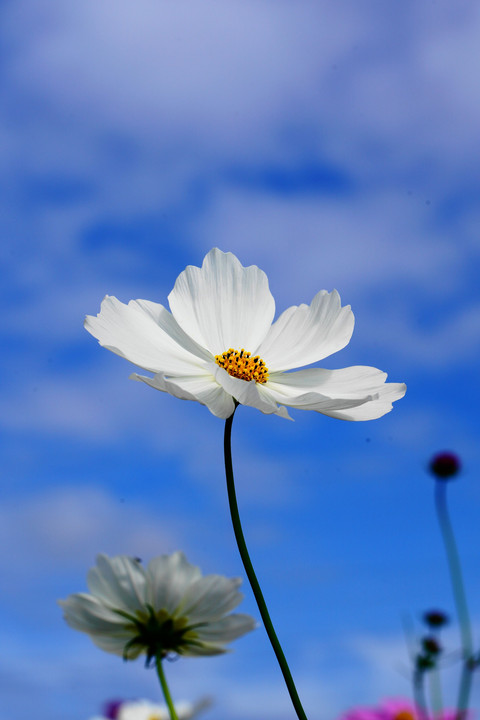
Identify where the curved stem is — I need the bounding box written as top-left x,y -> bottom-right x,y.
155,656 -> 179,720
434,481 -> 473,719
224,408 -> 308,720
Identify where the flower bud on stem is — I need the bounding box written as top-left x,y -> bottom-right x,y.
434,476 -> 474,720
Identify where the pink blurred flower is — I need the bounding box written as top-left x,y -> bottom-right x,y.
339,698 -> 458,720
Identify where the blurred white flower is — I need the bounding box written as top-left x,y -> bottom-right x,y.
85,248 -> 405,421
59,552 -> 255,661
118,697 -> 212,720
89,696 -> 211,720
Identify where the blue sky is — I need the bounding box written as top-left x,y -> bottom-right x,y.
2,1 -> 480,719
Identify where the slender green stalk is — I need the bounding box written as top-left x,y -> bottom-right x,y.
402,613 -> 429,716
429,664 -> 444,717
456,664 -> 473,720
413,667 -> 429,720
156,656 -> 179,720
224,407 -> 308,720
434,481 -> 473,720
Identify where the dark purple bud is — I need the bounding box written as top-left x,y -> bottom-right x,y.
103,700 -> 124,719
423,610 -> 449,628
429,452 -> 461,480
422,636 -> 442,655
416,653 -> 435,670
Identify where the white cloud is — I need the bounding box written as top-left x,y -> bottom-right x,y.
349,633 -> 416,701
3,1 -> 363,156
3,0 -> 480,181
0,485 -> 181,584
195,189 -> 464,302
11,623 -> 480,720
350,627 -> 480,712
361,300 -> 480,369
1,0 -> 479,386
0,354 -> 299,512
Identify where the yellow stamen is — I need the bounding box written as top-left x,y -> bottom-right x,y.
394,712 -> 416,720
214,348 -> 269,384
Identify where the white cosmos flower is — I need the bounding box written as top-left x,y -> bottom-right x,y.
117,697 -> 212,720
59,552 -> 255,661
85,248 -> 405,420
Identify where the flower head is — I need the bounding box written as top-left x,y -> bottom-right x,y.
122,698 -> 210,720
339,698 -> 457,720
85,248 -> 405,420
59,552 -> 255,662
423,609 -> 449,628
422,636 -> 442,655
92,697 -> 211,720
429,452 -> 461,480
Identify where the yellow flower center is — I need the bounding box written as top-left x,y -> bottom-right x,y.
394,712 -> 416,720
214,348 -> 269,384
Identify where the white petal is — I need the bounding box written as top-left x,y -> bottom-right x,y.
195,614 -> 257,643
119,702 -> 169,720
178,575 -> 243,622
90,633 -> 143,658
131,371 -> 235,419
265,387 -> 374,417
146,552 -> 202,615
327,381 -> 407,420
119,701 -> 183,720
264,366 -> 406,420
210,364 -> 292,419
85,296 -> 210,376
168,248 -> 275,356
180,642 -> 227,657
87,555 -> 147,613
58,593 -> 129,633
256,289 -> 354,372
267,365 -> 387,397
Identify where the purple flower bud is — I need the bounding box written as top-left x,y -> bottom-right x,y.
102,700 -> 124,719
423,610 -> 449,628
422,636 -> 442,655
429,452 -> 461,480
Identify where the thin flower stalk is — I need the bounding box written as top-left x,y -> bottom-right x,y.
224,405 -> 308,720
428,664 -> 444,718
413,666 -> 429,720
434,481 -> 473,720
156,657 -> 179,720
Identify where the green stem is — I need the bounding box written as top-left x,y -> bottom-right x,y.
224,407 -> 308,720
402,613 -> 428,715
413,668 -> 429,720
429,664 -> 444,717
456,661 -> 474,720
434,481 -> 473,720
155,656 -> 179,720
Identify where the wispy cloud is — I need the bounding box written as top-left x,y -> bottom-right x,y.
0,485 -> 181,585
